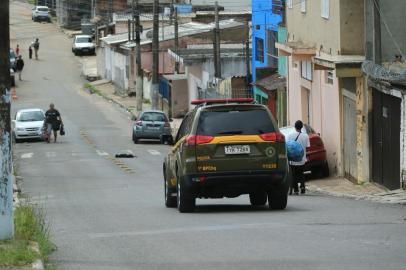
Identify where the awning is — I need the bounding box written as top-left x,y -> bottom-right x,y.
276,41 -> 316,58
253,74 -> 286,91
314,53 -> 365,77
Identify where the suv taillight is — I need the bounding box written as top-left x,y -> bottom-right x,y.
185,135 -> 214,145
164,122 -> 170,128
135,120 -> 142,126
259,132 -> 285,142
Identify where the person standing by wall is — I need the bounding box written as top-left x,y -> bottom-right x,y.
15,44 -> 20,56
15,55 -> 24,81
287,120 -> 310,195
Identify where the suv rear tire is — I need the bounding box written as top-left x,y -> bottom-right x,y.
268,187 -> 288,210
177,179 -> 195,213
249,192 -> 267,206
164,178 -> 177,208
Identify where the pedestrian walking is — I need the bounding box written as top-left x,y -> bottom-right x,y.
44,103 -> 63,143
28,46 -> 32,59
33,38 -> 40,60
15,44 -> 20,56
287,120 -> 310,195
15,55 -> 24,81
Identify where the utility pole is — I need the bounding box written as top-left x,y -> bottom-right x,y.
151,0 -> 159,110
128,17 -> 136,95
213,1 -> 221,79
245,20 -> 251,86
372,0 -> 381,64
0,0 -> 14,240
135,0 -> 143,114
170,0 -> 174,25
174,8 -> 179,74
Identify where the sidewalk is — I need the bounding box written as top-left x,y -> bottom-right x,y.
307,177 -> 406,205
85,80 -> 184,136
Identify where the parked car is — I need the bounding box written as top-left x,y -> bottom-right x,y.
280,124 -> 329,177
32,6 -> 51,22
9,49 -> 16,86
10,68 -> 15,86
9,49 -> 16,70
12,109 -> 45,143
72,35 -> 95,56
132,110 -> 173,144
163,98 -> 289,212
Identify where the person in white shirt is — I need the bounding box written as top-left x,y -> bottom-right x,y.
287,120 -> 310,195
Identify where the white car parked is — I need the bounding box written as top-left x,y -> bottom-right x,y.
32,6 -> 51,22
12,109 -> 45,142
72,35 -> 95,56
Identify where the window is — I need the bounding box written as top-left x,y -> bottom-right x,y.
287,0 -> 293,9
301,0 -> 306,13
326,70 -> 334,84
267,30 -> 278,68
255,38 -> 264,63
301,60 -> 312,81
140,112 -> 168,122
321,0 -> 330,19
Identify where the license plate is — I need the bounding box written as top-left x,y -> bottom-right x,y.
147,126 -> 159,130
224,145 -> 250,155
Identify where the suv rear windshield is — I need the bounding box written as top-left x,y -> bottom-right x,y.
141,112 -> 167,122
38,8 -> 48,12
197,108 -> 275,136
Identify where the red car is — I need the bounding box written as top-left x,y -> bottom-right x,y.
280,124 -> 330,178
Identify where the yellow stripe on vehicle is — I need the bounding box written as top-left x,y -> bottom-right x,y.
207,135 -> 265,144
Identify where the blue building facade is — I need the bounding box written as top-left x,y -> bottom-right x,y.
251,0 -> 284,102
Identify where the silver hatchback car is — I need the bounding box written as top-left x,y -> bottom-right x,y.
132,110 -> 173,144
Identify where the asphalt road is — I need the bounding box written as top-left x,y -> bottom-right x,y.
9,2 -> 406,270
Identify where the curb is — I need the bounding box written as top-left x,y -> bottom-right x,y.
30,242 -> 44,270
84,85 -> 137,119
307,185 -> 406,205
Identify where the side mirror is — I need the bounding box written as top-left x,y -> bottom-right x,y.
169,118 -> 173,122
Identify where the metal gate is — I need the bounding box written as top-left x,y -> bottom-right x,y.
372,89 -> 401,190
343,95 -> 357,181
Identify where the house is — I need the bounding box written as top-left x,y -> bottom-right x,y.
276,0 -> 365,178
251,0 -> 284,104
113,12 -> 196,34
361,0 -> 406,190
56,0 -> 91,29
97,20 -> 246,115
168,45 -> 250,110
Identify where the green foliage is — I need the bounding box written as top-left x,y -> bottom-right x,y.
0,240 -> 37,267
84,83 -> 102,96
0,204 -> 55,267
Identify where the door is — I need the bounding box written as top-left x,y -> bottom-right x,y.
372,89 -> 401,190
301,87 -> 310,124
343,96 -> 357,181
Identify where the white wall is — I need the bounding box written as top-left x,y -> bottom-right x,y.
287,56 -> 342,175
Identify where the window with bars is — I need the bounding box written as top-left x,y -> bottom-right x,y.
255,37 -> 264,63
326,70 -> 334,84
301,0 -> 306,13
301,60 -> 312,81
321,0 -> 330,19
